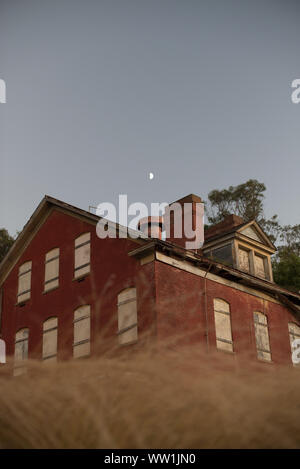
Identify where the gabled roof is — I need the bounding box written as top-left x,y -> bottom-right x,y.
0,195 -> 146,287
236,220 -> 276,250
204,214 -> 245,240
204,216 -> 276,252
1,196 -> 300,320
0,196 -> 96,286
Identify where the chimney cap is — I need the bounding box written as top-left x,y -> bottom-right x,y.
138,216 -> 164,240
138,216 -> 164,228
170,194 -> 202,206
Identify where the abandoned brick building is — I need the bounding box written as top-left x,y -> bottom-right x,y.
0,193 -> 300,373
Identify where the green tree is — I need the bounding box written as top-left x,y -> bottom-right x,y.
0,229 -> 15,263
273,250 -> 300,293
206,179 -> 300,292
272,225 -> 300,292
278,224 -> 300,257
206,179 -> 281,243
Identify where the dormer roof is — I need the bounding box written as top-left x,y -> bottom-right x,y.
204,216 -> 276,253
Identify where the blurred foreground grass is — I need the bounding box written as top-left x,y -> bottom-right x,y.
0,343 -> 299,449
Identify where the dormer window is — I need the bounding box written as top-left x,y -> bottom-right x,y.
254,253 -> 267,279
237,245 -> 270,279
203,216 -> 275,282
238,247 -> 250,273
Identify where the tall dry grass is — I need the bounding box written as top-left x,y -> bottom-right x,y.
1,268 -> 299,448
0,341 -> 300,449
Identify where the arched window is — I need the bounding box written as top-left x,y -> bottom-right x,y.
44,248 -> 60,292
73,305 -> 91,358
0,339 -> 6,364
14,328 -> 29,375
213,298 -> 233,352
117,288 -> 138,345
288,322 -> 300,366
17,261 -> 32,303
43,317 -> 58,362
253,312 -> 271,362
74,233 -> 91,279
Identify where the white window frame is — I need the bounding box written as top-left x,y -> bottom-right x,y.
42,317 -> 58,362
14,328 -> 29,375
253,312 -> 271,362
73,305 -> 91,358
17,261 -> 32,304
213,298 -> 233,352
0,338 -> 6,364
288,322 -> 300,366
254,253 -> 267,279
44,248 -> 60,292
238,247 -> 251,273
74,233 -> 91,279
117,288 -> 138,345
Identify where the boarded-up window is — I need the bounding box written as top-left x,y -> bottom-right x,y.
213,298 -> 233,352
74,233 -> 91,279
288,322 -> 300,366
210,244 -> 233,266
0,288 -> 3,332
44,248 -> 60,292
0,339 -> 6,364
238,248 -> 250,273
254,254 -> 266,279
17,261 -> 32,303
118,288 -> 138,345
253,312 -> 271,362
73,305 -> 91,358
14,328 -> 29,376
43,317 -> 58,362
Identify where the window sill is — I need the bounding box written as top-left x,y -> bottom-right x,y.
256,275 -> 271,282
216,348 -> 235,355
257,358 -> 273,364
118,340 -> 139,346
72,353 -> 91,359
15,300 -> 30,307
42,286 -> 59,295
72,274 -> 90,282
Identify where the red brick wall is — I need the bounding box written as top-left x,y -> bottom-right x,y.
2,209 -> 298,367
155,260 -> 297,366
1,209 -> 156,359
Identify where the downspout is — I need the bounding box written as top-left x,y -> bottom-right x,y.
203,262 -> 213,352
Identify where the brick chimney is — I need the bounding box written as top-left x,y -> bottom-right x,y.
138,216 -> 163,239
164,194 -> 204,250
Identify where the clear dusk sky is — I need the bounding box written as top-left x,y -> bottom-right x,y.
1,0 -> 300,236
